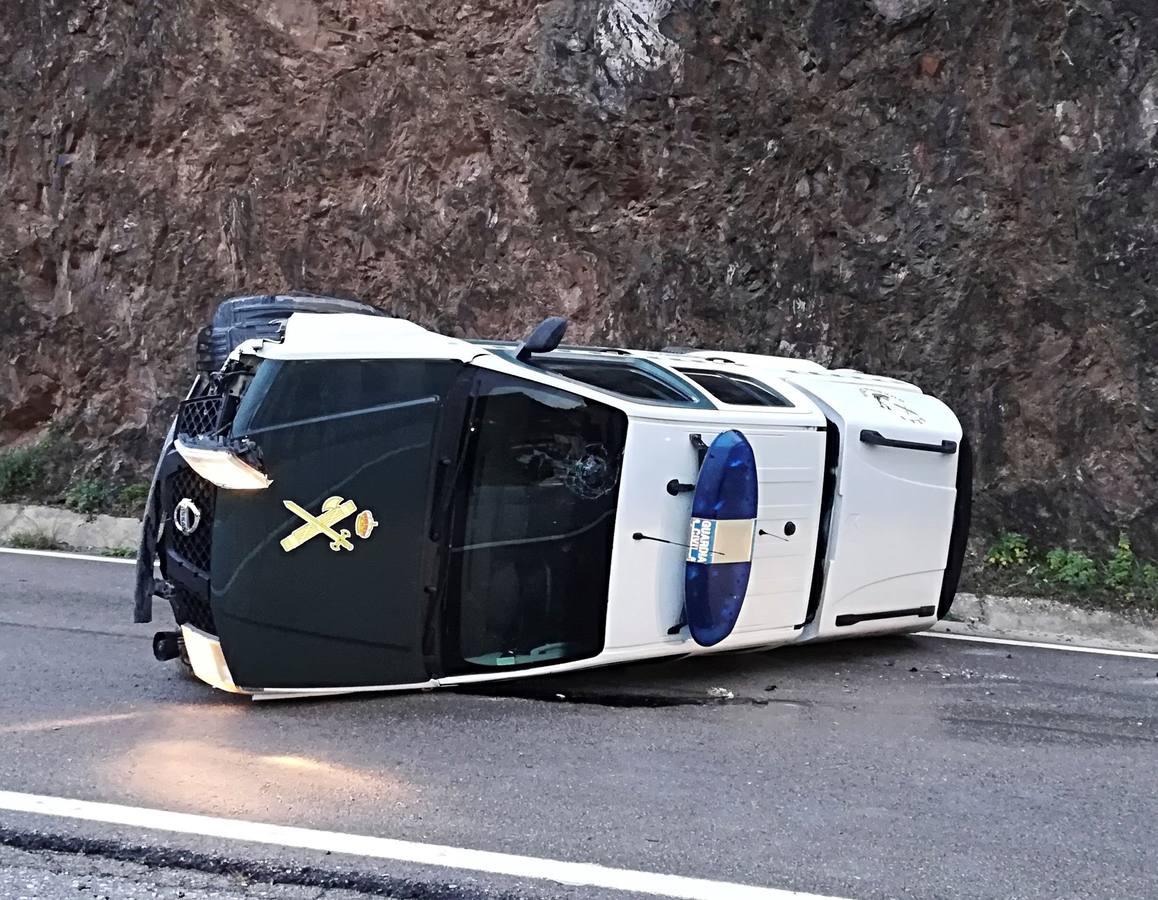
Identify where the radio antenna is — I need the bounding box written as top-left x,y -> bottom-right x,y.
631,532 -> 727,559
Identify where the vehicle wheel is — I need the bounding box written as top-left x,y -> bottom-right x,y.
937,434 -> 973,620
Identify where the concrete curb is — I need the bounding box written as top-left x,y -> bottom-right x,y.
0,503 -> 140,553
940,592 -> 1158,654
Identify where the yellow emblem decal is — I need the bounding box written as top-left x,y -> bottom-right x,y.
280,496 -> 377,553
354,509 -> 378,540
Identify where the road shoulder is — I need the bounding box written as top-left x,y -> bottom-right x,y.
942,591 -> 1158,653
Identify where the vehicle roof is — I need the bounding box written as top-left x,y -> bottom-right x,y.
248,313 -> 482,362
238,313 -> 922,423
470,340 -> 922,394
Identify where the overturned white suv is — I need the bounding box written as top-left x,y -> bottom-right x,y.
135,294 -> 971,699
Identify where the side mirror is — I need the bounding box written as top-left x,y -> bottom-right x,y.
515,316 -> 569,362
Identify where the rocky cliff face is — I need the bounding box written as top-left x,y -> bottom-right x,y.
1,0 -> 1155,551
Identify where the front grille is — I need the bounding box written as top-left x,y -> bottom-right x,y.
168,466 -> 216,574
176,395 -> 224,437
165,464 -> 218,634
171,583 -> 216,634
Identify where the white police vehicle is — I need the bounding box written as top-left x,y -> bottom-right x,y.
136,295 -> 971,699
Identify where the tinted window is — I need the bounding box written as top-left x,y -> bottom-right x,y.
538,359 -> 694,403
234,359 -> 461,433
677,369 -> 792,407
443,375 -> 626,673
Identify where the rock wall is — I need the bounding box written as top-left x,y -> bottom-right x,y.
1,0 -> 1155,551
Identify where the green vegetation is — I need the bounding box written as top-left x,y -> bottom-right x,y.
116,482 -> 150,514
0,438 -> 55,499
984,532 -> 1029,568
99,546 -> 136,558
63,478 -> 151,517
1042,547 -> 1098,589
975,531 -> 1158,611
64,478 -> 112,516
0,435 -> 150,517
1106,533 -> 1136,591
7,528 -> 67,551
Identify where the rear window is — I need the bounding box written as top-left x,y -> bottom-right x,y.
538,359 -> 696,404
676,369 -> 792,407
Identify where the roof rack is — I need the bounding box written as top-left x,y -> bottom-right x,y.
469,339 -> 632,357
556,344 -> 631,355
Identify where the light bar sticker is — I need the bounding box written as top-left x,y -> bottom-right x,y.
687,518 -> 755,564
687,518 -> 717,563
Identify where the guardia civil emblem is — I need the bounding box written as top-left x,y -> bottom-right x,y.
280,496 -> 378,553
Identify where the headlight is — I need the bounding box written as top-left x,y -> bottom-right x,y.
174,438 -> 273,491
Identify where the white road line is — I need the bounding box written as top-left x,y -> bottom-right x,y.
0,790 -> 848,900
921,631 -> 1158,661
0,547 -> 138,565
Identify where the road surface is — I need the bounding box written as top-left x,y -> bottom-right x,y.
0,550 -> 1155,899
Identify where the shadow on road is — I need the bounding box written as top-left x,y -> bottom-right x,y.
452,634 -> 931,708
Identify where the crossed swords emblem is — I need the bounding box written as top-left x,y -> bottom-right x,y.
280,496 -> 378,553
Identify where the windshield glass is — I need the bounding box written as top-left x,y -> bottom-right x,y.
441,372 -> 627,673
212,357 -> 465,688
232,358 -> 455,434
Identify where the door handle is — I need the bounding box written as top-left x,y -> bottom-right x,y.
860,429 -> 957,454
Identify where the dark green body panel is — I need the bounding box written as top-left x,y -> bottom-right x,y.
211,362 -> 460,689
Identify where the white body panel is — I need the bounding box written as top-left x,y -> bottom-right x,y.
788,377 -> 961,640
602,419 -> 825,659
241,313 -> 484,363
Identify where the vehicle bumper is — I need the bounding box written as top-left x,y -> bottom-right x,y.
180,625 -> 248,694
179,624 -> 442,700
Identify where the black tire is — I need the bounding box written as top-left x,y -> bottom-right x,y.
937,433 -> 973,619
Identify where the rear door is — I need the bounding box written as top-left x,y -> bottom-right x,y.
210,358 -> 462,690
737,427 -> 827,636
790,378 -> 963,638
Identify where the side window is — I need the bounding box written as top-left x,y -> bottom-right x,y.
676,369 -> 792,407
457,381 -> 626,545
536,359 -> 696,403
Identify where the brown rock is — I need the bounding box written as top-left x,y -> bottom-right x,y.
0,0 -> 1155,556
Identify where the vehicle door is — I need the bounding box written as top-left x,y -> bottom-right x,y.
435,370 -> 628,680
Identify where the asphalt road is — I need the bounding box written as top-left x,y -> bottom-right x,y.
0,550 -> 1155,900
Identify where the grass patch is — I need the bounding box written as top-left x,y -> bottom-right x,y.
7,529 -> 67,551
64,479 -> 151,517
0,440 -> 54,499
115,482 -> 150,515
0,433 -> 78,505
984,532 -> 1029,569
99,546 -> 136,559
64,478 -> 112,516
0,435 -> 151,518
968,532 -> 1158,612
